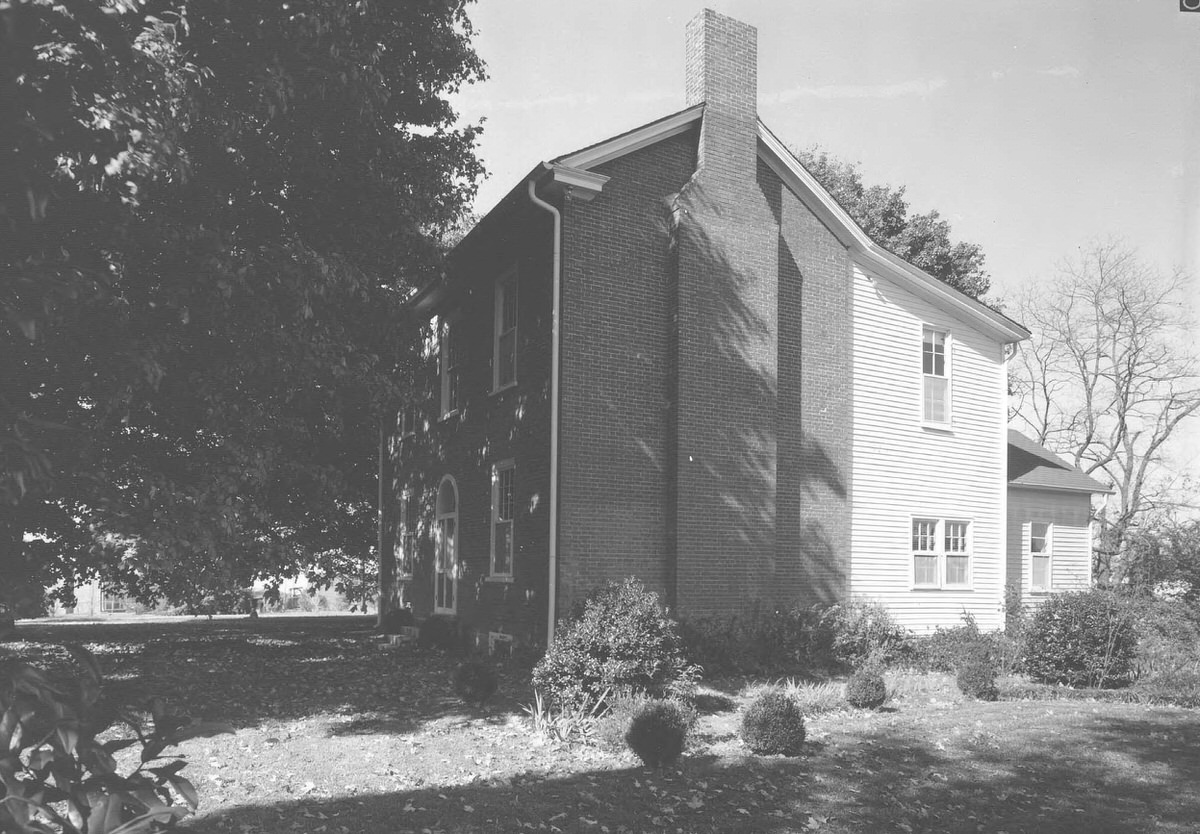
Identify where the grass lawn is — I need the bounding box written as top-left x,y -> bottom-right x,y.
5,616 -> 1200,833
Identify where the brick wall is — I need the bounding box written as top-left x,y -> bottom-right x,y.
389,202 -> 555,648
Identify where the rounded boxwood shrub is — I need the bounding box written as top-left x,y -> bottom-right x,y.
418,614 -> 464,654
740,690 -> 807,756
452,660 -> 499,707
955,650 -> 999,701
532,578 -> 699,708
845,665 -> 888,709
1021,589 -> 1137,688
625,699 -> 695,767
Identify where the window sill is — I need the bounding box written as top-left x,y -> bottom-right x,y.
490,382 -> 518,397
920,421 -> 954,434
911,586 -> 973,592
397,574 -> 414,582
484,575 -> 514,584
439,410 -> 460,423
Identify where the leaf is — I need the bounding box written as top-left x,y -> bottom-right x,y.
86,794 -> 123,834
170,775 -> 200,810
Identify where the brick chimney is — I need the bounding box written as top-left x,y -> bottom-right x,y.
685,9 -> 759,195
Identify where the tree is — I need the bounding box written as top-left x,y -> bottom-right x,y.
1009,240 -> 1200,579
1,0 -> 485,615
794,147 -> 990,298
1120,515 -> 1200,602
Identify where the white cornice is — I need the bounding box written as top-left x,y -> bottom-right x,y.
556,105 -> 704,170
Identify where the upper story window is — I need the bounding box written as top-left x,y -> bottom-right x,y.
912,517 -> 971,589
922,327 -> 950,425
1030,521 -> 1052,591
493,267 -> 518,392
490,460 -> 515,579
440,316 -> 460,419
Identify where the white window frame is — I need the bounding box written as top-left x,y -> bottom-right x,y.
489,460 -> 515,579
399,406 -> 418,439
911,517 -> 972,589
397,489 -> 417,579
439,315 -> 461,419
434,475 -> 459,614
1029,521 -> 1053,593
492,266 -> 518,393
922,327 -> 952,427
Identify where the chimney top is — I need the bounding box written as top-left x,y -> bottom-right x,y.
685,9 -> 758,114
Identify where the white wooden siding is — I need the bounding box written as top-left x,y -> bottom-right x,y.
851,262 -> 1009,632
1006,487 -> 1094,608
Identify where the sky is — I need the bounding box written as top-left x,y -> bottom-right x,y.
447,0 -> 1200,488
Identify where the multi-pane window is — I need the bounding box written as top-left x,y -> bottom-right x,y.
490,461 -> 515,578
435,477 -> 458,613
911,518 -> 971,588
440,317 -> 460,418
397,490 -> 417,578
922,328 -> 950,424
1030,522 -> 1052,591
493,268 -> 518,391
400,406 -> 418,438
101,592 -> 131,614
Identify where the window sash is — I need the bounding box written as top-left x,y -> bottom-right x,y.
922,328 -> 950,424
912,518 -> 971,588
494,272 -> 517,390
1030,522 -> 1051,590
441,320 -> 460,416
491,464 -> 515,577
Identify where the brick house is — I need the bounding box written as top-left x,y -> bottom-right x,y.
382,9 -> 1031,649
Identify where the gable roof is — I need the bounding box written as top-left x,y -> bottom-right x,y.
553,108 -> 1030,344
1007,430 -> 1112,494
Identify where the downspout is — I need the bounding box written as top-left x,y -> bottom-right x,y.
528,179 -> 562,648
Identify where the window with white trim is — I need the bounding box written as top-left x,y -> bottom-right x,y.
1030,521 -> 1052,592
440,316 -> 460,418
493,267 -> 517,391
400,406 -> 418,439
490,460 -> 515,578
911,518 -> 971,588
397,490 -> 417,579
922,327 -> 950,424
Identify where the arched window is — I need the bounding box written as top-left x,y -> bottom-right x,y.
434,476 -> 459,613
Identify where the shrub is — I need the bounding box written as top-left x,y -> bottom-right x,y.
378,607 -> 416,634
1021,590 -> 1137,688
625,700 -> 695,767
817,602 -> 912,670
1131,599 -> 1200,681
418,615 -> 464,654
532,578 -> 699,708
452,660 -> 499,707
845,664 -> 888,709
0,645 -> 227,833
680,607 -> 819,677
777,679 -> 845,716
913,613 -> 1019,676
740,690 -> 806,756
955,650 -> 999,701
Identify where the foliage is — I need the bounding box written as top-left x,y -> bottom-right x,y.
818,602 -> 912,670
0,0 -> 486,614
793,147 -> 990,298
955,650 -> 1000,701
773,680 -> 846,716
680,607 -> 824,677
913,613 -> 1018,677
417,616 -> 464,655
1010,240 -> 1200,577
1120,518 -> 1200,603
1021,589 -> 1138,688
624,700 -> 694,768
521,689 -> 605,746
845,664 -> 888,710
531,579 -> 699,708
451,660 -> 498,707
1129,598 -> 1200,682
739,690 -> 806,756
0,643 -> 224,833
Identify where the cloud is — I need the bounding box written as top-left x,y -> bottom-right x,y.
765,77 -> 948,103
990,69 -> 1007,81
465,94 -> 598,112
1038,65 -> 1080,78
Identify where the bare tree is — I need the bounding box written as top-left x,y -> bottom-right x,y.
1010,239 -> 1200,578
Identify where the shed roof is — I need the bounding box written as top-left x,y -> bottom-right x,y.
1008,430 -> 1113,494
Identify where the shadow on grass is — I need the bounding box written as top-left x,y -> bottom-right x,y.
4,616 -> 534,732
181,706 -> 1200,834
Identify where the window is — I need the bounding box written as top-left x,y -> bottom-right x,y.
922,328 -> 950,424
493,267 -> 518,391
440,317 -> 460,418
911,518 -> 971,588
434,476 -> 458,613
1030,522 -> 1052,591
490,461 -> 515,578
101,591 -> 131,614
399,406 -> 418,438
397,490 -> 417,578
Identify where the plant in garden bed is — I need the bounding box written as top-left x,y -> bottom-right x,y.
845,661 -> 889,709
521,689 -> 607,745
1,644 -> 229,834
740,689 -> 806,756
532,578 -> 699,708
956,649 -> 999,701
625,700 -> 695,767
1021,589 -> 1137,688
